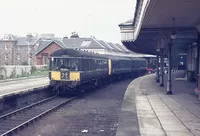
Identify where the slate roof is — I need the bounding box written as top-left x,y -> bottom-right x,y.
62,38 -> 105,49
107,42 -> 123,52
98,40 -> 114,51
16,37 -> 40,46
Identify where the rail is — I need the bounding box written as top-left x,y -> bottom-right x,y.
0,95 -> 75,136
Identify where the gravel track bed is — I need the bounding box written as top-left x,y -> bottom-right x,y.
15,79 -> 132,136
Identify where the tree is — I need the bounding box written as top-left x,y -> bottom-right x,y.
70,32 -> 79,38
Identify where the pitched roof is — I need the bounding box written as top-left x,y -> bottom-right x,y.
62,38 -> 105,49
35,39 -> 66,55
107,42 -> 123,52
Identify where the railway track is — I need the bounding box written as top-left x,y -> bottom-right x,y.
0,95 -> 75,136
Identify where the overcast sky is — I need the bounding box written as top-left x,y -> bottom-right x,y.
0,0 -> 135,43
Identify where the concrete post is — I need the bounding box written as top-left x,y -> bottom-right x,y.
167,43 -> 173,94
156,51 -> 160,83
160,48 -> 164,87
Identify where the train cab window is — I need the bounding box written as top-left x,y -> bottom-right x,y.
52,58 -> 81,71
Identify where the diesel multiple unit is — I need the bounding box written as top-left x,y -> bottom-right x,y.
49,48 -> 147,94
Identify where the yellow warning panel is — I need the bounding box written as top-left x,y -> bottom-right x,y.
51,71 -> 61,80
70,72 -> 80,81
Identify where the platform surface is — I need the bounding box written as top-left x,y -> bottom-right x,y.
0,77 -> 49,98
117,70 -> 200,136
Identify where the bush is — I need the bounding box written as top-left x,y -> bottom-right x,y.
22,61 -> 28,65
0,66 -> 7,79
30,66 -> 37,74
21,68 -> 29,77
10,67 -> 17,78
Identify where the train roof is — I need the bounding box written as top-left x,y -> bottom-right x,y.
50,48 -> 146,61
50,48 -> 107,59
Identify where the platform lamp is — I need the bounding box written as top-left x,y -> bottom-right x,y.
167,18 -> 177,94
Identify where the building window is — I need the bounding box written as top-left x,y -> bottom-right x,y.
17,47 -> 20,51
5,45 -> 8,50
17,54 -> 20,60
5,54 -> 8,60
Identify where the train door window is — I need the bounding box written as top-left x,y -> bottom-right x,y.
86,59 -> 89,71
101,60 -> 104,69
96,59 -> 98,70
91,59 -> 94,70
88,59 -> 91,71
93,59 -> 95,70
100,60 -> 102,69
103,60 -> 106,69
86,58 -> 89,71
99,59 -> 101,70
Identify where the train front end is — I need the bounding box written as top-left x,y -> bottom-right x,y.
49,56 -> 81,94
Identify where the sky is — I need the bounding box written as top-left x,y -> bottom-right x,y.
0,0 -> 136,43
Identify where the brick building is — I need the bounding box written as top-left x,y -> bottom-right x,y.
35,40 -> 65,65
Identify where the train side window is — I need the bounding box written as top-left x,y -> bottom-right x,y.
84,58 -> 89,71
83,58 -> 87,71
99,59 -> 102,70
88,59 -> 91,71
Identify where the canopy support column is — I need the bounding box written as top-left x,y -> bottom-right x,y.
167,43 -> 172,94
160,48 -> 164,87
156,50 -> 160,83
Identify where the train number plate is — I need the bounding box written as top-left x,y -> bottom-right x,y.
61,71 -> 69,79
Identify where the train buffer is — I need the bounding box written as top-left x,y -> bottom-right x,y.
116,70 -> 200,136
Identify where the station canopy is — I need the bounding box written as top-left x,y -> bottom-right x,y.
119,0 -> 200,55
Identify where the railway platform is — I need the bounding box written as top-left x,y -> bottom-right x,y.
117,70 -> 200,136
0,77 -> 49,98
